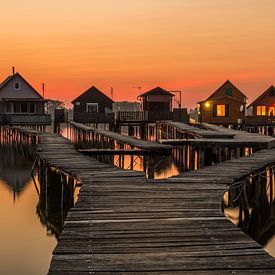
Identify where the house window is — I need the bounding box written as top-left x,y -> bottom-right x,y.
86,103 -> 98,113
14,103 -> 21,113
268,107 -> 275,116
21,103 -> 28,113
14,82 -> 21,90
5,103 -> 11,113
225,88 -> 232,96
216,105 -> 226,116
29,103 -> 35,113
256,106 -> 266,116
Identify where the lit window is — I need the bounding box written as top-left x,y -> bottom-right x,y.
217,105 -> 225,116
86,103 -> 98,113
256,106 -> 266,116
268,107 -> 275,116
14,82 -> 20,90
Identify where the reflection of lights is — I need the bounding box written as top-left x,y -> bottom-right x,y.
205,102 -> 210,108
218,110 -> 221,115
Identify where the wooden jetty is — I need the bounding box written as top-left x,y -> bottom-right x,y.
8,128 -> 275,273
157,121 -> 235,139
157,121 -> 275,149
70,121 -> 173,154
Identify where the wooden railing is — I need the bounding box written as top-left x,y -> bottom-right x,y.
115,111 -> 174,122
0,114 -> 51,125
73,112 -> 115,123
245,116 -> 275,126
115,111 -> 148,121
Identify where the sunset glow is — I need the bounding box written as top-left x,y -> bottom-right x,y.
1,0 -> 275,108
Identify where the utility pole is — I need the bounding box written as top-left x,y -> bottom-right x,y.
133,86 -> 142,95
42,83 -> 45,98
110,87 -> 114,100
170,90 -> 182,108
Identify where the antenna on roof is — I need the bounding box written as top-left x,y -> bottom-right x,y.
12,66 -> 15,75
133,86 -> 142,95
110,87 -> 114,100
42,83 -> 45,98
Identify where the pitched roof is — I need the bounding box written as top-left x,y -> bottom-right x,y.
139,87 -> 175,98
198,95 -> 245,104
247,85 -> 275,108
0,72 -> 43,98
71,85 -> 114,104
203,80 -> 247,102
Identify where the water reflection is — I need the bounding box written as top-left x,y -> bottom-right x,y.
36,167 -> 80,238
223,167 -> 275,257
0,132 -> 79,274
0,140 -> 57,275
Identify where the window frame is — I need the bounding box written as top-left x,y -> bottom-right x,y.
256,105 -> 266,116
14,81 -> 21,91
86,103 -> 99,113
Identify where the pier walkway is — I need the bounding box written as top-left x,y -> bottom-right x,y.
159,121 -> 275,149
70,121 -> 173,154
9,128 -> 275,274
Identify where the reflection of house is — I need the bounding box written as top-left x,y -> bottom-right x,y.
0,70 -> 50,125
71,86 -> 114,123
247,86 -> 275,117
0,146 -> 33,200
198,80 -> 247,125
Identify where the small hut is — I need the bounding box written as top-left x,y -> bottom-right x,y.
0,71 -> 50,126
138,87 -> 174,112
198,80 -> 247,126
71,86 -> 114,123
247,86 -> 275,117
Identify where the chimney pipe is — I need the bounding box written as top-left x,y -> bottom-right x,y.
12,66 -> 15,75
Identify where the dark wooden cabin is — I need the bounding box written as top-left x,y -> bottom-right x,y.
198,80 -> 247,126
138,87 -> 174,112
0,71 -> 50,126
245,86 -> 275,135
71,86 -> 114,123
247,86 -> 275,117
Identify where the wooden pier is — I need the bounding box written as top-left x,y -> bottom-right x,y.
70,122 -> 173,154
8,127 -> 274,274
157,121 -> 275,149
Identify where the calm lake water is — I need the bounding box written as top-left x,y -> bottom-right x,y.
0,134 -> 79,275
223,171 -> 275,258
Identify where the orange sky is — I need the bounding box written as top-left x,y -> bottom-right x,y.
0,0 -> 275,108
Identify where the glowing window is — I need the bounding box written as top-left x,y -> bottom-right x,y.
217,105 -> 225,116
256,106 -> 266,116
268,107 -> 275,116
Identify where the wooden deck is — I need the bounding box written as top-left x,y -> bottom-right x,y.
15,129 -> 273,274
158,121 -> 235,139
159,121 -> 275,149
70,121 -> 173,153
